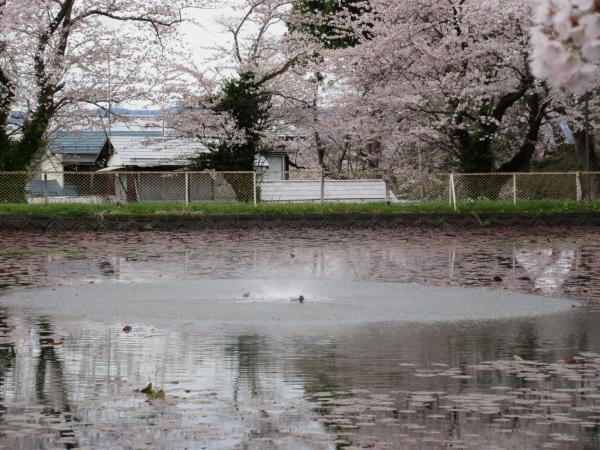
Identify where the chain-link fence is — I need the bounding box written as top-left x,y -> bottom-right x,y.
0,171 -> 256,205
1,170 -> 599,207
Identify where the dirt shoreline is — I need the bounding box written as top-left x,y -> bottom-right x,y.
1,211 -> 600,231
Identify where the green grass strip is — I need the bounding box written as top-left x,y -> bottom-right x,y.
1,200 -> 600,217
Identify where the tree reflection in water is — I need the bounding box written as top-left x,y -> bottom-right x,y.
226,335 -> 267,403
0,308 -> 15,424
34,318 -> 78,449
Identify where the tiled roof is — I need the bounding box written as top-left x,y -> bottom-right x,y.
49,131 -> 163,156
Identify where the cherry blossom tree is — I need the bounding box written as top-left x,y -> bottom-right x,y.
0,0 -> 213,171
171,0 -> 319,175
308,0 -> 562,175
285,0 -> 372,170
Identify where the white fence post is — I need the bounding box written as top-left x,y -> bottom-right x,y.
576,172 -> 582,202
43,173 -> 48,205
320,172 -> 325,205
185,172 -> 190,206
513,173 -> 517,205
253,172 -> 257,207
450,173 -> 457,211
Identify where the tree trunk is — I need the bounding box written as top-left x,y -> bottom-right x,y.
364,139 -> 382,170
455,129 -> 498,199
454,73 -> 535,175
457,135 -> 495,173
336,137 -> 350,172
10,107 -> 52,171
460,92 -> 547,200
315,130 -> 326,169
311,75 -> 326,170
499,93 -> 545,173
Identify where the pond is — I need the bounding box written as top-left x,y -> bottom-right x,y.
0,228 -> 599,449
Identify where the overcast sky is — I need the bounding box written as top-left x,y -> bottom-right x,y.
179,6 -> 238,70
179,5 -> 287,72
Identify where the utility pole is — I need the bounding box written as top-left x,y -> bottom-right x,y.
585,96 -> 590,173
585,95 -> 591,199
108,47 -> 112,142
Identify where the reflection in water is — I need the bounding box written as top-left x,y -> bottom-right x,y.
2,228 -> 600,303
517,249 -> 576,293
0,228 -> 599,448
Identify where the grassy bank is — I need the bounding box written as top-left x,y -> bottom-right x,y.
1,200 -> 600,216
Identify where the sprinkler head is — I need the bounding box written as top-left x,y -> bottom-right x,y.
298,295 -> 304,304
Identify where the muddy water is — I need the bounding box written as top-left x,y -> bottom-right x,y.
0,228 -> 599,449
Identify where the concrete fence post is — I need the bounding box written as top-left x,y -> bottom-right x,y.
320,172 -> 325,205
384,175 -> 391,206
185,172 -> 190,207
43,173 -> 48,205
513,173 -> 517,205
253,172 -> 258,207
576,172 -> 583,202
450,173 -> 457,211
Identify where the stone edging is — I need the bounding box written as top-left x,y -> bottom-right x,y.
1,212 -> 600,232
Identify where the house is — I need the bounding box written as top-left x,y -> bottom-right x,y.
47,130 -> 165,171
44,131 -> 289,175
98,135 -> 211,203
31,101 -> 294,202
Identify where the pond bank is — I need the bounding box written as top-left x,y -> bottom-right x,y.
2,211 -> 600,231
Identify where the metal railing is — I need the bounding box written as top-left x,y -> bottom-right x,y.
1,170 -> 600,208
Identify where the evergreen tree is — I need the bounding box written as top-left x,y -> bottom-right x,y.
293,0 -> 372,49
191,72 -> 271,172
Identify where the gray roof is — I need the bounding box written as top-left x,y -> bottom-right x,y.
49,131 -> 163,156
106,136 -> 207,168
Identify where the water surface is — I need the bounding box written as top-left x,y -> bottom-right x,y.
0,228 -> 599,449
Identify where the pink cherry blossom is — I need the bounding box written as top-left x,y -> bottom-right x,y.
531,0 -> 600,94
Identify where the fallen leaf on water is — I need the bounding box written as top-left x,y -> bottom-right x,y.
138,383 -> 165,400
139,383 -> 153,395
152,389 -> 165,400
